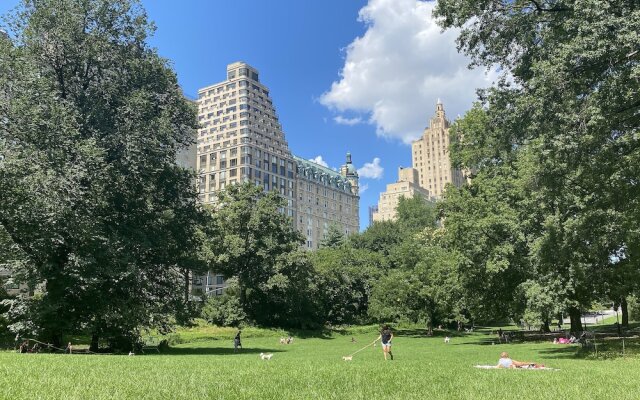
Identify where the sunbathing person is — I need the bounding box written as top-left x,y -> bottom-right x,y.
497,352 -> 544,369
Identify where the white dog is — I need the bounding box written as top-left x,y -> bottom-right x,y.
260,353 -> 273,360
128,351 -> 135,356
444,336 -> 450,344
342,356 -> 353,361
279,338 -> 286,344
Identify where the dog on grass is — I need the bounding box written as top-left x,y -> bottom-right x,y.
279,338 -> 286,344
444,336 -> 450,344
260,353 -> 273,360
342,356 -> 353,361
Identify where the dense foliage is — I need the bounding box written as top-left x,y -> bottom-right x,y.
433,0 -> 640,331
0,0 -> 204,349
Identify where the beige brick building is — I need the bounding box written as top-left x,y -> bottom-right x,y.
295,153 -> 359,250
372,167 -> 431,222
411,100 -> 465,198
195,62 -> 297,217
192,62 -> 359,296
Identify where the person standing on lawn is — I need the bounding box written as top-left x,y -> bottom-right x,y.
233,330 -> 242,353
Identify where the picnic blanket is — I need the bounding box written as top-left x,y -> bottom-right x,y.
475,365 -> 559,371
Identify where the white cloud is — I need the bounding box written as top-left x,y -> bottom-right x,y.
359,183 -> 369,194
358,157 -> 384,179
334,115 -> 363,126
309,155 -> 329,168
320,0 -> 498,143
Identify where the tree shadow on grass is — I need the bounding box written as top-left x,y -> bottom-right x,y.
152,346 -> 285,356
393,328 -> 469,338
288,329 -> 334,340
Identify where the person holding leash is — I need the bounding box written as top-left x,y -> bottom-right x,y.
374,325 -> 394,360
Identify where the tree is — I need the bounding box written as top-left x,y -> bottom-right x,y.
203,183 -> 317,327
396,194 -> 437,234
435,0 -> 640,333
0,0 -> 202,349
311,246 -> 385,324
319,223 -> 346,249
349,220 -> 405,260
200,277 -> 246,327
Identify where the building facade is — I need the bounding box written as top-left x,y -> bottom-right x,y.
295,153 -> 359,250
196,62 -> 297,218
411,101 -> 465,199
193,62 -> 360,296
372,167 -> 431,222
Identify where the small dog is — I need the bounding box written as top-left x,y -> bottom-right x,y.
279,338 -> 286,344
342,356 -> 353,361
444,336 -> 450,344
128,351 -> 135,356
260,353 -> 273,360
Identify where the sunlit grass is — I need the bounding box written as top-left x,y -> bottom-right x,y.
1,326 -> 639,399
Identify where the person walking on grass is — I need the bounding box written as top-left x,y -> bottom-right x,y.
233,330 -> 242,353
375,325 -> 394,360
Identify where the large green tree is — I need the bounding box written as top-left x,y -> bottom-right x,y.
0,0 -> 202,348
436,0 -> 640,332
203,183 -> 319,328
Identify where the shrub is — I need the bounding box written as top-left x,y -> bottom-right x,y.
201,294 -> 246,327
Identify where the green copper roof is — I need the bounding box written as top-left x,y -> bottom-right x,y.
293,155 -> 352,190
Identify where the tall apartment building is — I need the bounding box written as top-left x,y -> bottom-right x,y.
295,153 -> 359,250
411,100 -> 465,198
372,167 -> 432,222
192,62 -> 360,296
196,62 -> 297,217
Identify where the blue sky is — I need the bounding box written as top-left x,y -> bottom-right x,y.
0,0 -> 496,229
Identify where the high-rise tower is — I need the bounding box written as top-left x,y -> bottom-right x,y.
196,62 -> 296,218
411,101 -> 465,198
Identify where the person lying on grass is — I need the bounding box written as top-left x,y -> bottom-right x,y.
497,352 -> 544,369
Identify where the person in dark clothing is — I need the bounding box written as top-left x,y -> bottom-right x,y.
375,325 -> 394,360
233,330 -> 242,353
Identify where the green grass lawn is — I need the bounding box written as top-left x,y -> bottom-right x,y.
1,326 -> 639,400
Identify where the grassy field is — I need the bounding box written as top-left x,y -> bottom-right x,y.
1,326 -> 639,400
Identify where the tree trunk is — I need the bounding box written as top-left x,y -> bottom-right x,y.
183,268 -> 190,303
239,279 -> 246,306
621,296 -> 629,328
541,320 -> 551,333
568,307 -> 582,334
90,332 -> 100,353
556,313 -> 563,331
